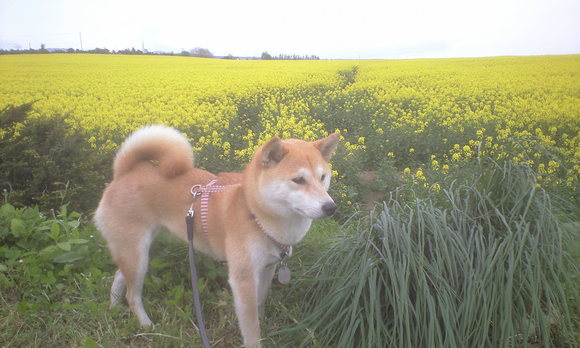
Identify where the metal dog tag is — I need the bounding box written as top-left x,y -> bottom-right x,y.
277,265 -> 291,284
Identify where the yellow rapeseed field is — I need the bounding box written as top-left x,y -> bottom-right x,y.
1,54 -> 578,200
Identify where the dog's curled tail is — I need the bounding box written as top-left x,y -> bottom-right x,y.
113,125 -> 194,179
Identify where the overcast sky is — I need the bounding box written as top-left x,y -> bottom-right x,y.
0,0 -> 578,59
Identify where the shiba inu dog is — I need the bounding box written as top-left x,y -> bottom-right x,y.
94,125 -> 339,347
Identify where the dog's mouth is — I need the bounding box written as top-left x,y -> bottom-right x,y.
294,201 -> 337,219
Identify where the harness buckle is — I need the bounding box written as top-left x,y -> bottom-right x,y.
190,184 -> 203,198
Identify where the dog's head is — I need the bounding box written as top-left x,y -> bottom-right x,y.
249,133 -> 340,220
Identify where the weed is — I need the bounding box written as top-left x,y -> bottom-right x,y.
283,159 -> 579,347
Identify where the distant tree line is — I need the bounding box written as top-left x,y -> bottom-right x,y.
0,45 -> 182,57
1,46 -> 157,56
0,45 -> 319,60
260,51 -> 319,60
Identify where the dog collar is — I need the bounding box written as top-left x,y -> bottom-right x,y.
251,214 -> 292,284
251,214 -> 292,260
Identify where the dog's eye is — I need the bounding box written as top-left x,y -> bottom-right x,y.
292,177 -> 306,185
321,174 -> 326,182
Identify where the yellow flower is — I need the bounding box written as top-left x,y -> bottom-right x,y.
547,160 -> 560,174
431,159 -> 440,170
0,54 -> 577,193
415,169 -> 426,181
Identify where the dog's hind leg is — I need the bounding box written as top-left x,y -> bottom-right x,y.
110,269 -> 126,308
113,228 -> 156,327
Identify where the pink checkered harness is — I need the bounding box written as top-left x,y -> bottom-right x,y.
189,179 -> 291,256
190,179 -> 231,238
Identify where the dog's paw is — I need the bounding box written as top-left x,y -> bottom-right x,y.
140,320 -> 155,330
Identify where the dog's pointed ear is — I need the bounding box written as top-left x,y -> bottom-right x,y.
314,133 -> 340,161
262,137 -> 287,167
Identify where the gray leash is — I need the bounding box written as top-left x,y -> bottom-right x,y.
186,209 -> 211,348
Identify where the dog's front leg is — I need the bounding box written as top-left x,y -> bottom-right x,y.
228,260 -> 262,348
257,264 -> 276,318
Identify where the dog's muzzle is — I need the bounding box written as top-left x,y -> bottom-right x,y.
322,201 -> 337,217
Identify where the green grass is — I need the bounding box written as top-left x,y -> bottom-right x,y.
1,159 -> 578,347
280,159 -> 579,347
0,203 -> 339,348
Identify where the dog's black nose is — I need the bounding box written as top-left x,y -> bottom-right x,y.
322,202 -> 337,216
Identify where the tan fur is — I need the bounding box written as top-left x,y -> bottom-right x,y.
94,125 -> 339,347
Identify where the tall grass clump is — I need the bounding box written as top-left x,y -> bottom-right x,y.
285,159 -> 578,347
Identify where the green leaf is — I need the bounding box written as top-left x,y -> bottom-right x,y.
0,203 -> 16,218
59,205 -> 68,218
49,222 -> 61,241
39,245 -> 59,256
67,220 -> 81,229
68,238 -> 88,244
10,218 -> 25,237
53,251 -> 83,263
57,242 -> 71,251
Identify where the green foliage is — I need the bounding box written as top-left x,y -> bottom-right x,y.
0,202 -> 244,347
0,161 -> 577,347
0,203 -> 109,301
283,159 -> 579,347
0,104 -> 110,212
